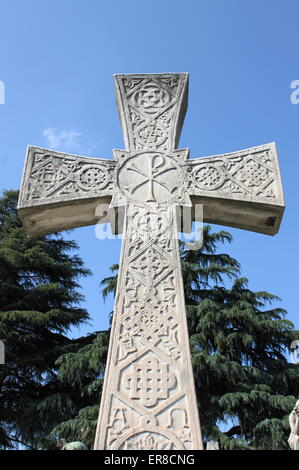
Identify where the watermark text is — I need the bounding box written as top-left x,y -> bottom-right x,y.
290,80 -> 299,104
94,203 -> 203,250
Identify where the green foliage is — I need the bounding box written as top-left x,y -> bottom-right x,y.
54,225 -> 299,450
182,227 -> 298,449
51,332 -> 109,448
1,191 -> 297,450
0,190 -> 91,449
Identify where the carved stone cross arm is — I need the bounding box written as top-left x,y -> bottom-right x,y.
18,146 -> 115,237
184,142 -> 284,235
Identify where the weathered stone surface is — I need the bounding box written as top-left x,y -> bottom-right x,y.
18,77 -> 284,238
94,74 -> 202,450
187,142 -> 284,235
17,73 -> 285,450
0,340 -> 4,365
62,441 -> 88,451
18,147 -> 114,237
206,441 -> 219,450
288,400 -> 299,450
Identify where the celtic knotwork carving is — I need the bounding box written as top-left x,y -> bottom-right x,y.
133,303 -> 177,339
135,311 -> 168,345
30,156 -> 68,191
187,148 -> 279,201
77,165 -> 109,190
237,159 -> 270,187
136,121 -> 168,149
23,151 -> 114,203
194,165 -> 225,190
130,206 -> 170,240
132,83 -> 171,114
130,246 -> 170,283
116,75 -> 186,152
124,357 -> 176,407
117,319 -> 180,362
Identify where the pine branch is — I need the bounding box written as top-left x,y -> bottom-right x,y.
224,425 -> 241,437
9,436 -> 38,450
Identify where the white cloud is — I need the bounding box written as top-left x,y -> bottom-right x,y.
42,128 -> 82,153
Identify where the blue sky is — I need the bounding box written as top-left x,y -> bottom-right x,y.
0,0 -> 298,340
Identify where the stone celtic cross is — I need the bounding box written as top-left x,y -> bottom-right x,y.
18,73 -> 285,450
